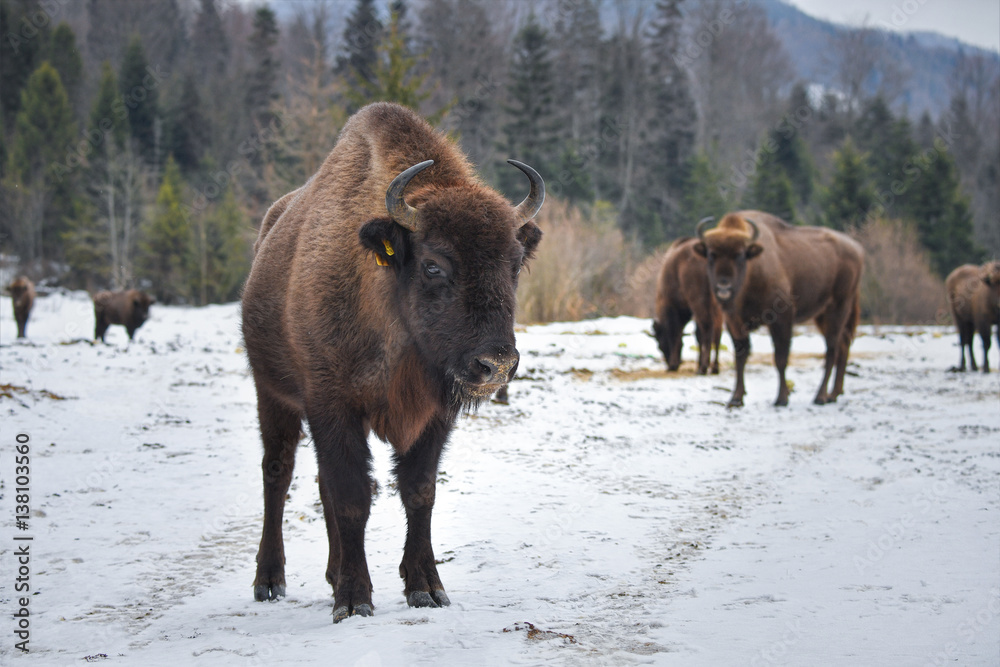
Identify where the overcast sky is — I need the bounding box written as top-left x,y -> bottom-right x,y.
783,0 -> 1000,52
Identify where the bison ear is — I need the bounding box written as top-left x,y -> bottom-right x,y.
693,242 -> 707,258
746,243 -> 764,260
360,217 -> 410,268
517,221 -> 543,263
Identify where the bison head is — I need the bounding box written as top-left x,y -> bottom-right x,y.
693,216 -> 762,307
652,316 -> 683,371
131,291 -> 154,325
983,260 -> 1000,308
359,160 -> 543,407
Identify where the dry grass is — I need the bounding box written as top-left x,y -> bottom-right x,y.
851,218 -> 947,324
516,199 -> 661,323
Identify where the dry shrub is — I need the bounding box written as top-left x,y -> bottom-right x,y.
516,199 -> 656,323
851,218 -> 947,324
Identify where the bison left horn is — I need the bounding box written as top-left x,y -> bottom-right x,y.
386,159 -> 435,232
507,159 -> 545,223
695,216 -> 715,240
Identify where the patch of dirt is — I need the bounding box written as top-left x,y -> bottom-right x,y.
1,383 -> 72,401
503,621 -> 577,645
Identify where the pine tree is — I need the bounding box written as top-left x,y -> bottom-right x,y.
904,146 -> 981,277
6,61 -> 78,261
336,0 -> 383,108
0,0 -> 51,130
191,0 -> 228,79
244,6 -> 280,131
207,186 -> 251,303
821,137 -> 875,230
165,73 -> 209,173
46,22 -> 83,119
501,12 -> 559,199
141,156 -> 192,302
682,152 -> 730,225
746,163 -> 796,223
119,35 -> 160,164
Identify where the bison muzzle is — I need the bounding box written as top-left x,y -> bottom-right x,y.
240,102 -> 544,622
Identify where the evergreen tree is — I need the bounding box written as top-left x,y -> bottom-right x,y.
640,0 -> 697,244
206,185 -> 251,303
746,163 -> 796,223
854,97 -> 917,217
191,0 -> 228,79
141,156 -> 192,302
0,0 -> 51,130
46,22 -> 84,119
6,61 -> 78,261
244,6 -> 280,130
344,7 -> 445,122
821,137 -> 875,230
336,0 -> 383,107
165,73 -> 209,173
501,12 -> 559,198
119,35 -> 160,164
682,152 -> 730,225
767,116 -> 815,207
904,146 -> 981,277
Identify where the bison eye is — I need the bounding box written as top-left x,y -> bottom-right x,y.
423,261 -> 443,278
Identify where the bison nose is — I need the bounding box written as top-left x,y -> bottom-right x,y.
472,350 -> 520,385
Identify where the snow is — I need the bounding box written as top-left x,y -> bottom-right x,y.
1,291 -> 998,666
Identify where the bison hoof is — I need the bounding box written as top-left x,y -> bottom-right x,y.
333,603 -> 374,623
407,590 -> 451,608
775,398 -> 789,407
254,582 -> 285,601
726,399 -> 744,409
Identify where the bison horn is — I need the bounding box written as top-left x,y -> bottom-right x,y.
695,216 -> 714,240
744,217 -> 760,243
386,159 -> 435,232
508,159 -> 545,223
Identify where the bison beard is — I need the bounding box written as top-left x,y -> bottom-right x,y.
241,102 -> 544,622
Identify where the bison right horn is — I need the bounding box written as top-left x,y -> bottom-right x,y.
386,159 -> 435,232
508,159 -> 545,223
695,216 -> 715,240
744,217 -> 760,242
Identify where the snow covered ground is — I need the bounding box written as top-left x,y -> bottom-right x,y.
1,291 -> 997,666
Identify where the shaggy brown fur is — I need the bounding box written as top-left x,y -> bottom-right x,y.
946,261 -> 1000,372
241,102 -> 543,622
695,211 -> 864,407
653,237 -> 723,374
93,289 -> 154,342
9,276 -> 35,339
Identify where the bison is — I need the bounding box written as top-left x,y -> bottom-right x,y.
8,276 -> 35,339
93,289 -> 154,342
240,102 -> 544,622
694,211 -> 864,407
653,233 -> 723,374
945,261 -> 1000,373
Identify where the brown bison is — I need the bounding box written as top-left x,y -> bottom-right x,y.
694,211 -> 864,407
945,261 -> 1000,372
241,102 -> 544,622
653,233 -> 723,374
9,276 -> 35,339
93,289 -> 154,342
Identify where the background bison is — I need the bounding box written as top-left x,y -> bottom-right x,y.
241,102 -> 544,622
694,211 -> 864,407
945,261 -> 1000,372
653,234 -> 723,375
93,289 -> 154,342
8,276 -> 35,339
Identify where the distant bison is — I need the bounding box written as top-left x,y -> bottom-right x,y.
241,102 -> 544,622
9,276 -> 35,339
695,211 -> 864,407
653,233 -> 723,374
93,289 -> 154,342
945,261 -> 1000,373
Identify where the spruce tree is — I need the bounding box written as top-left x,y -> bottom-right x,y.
821,137 -> 875,230
47,23 -> 83,119
119,35 -> 159,164
244,6 -> 280,130
141,156 -> 192,302
0,0 -> 51,130
501,12 -> 559,199
682,152 -> 729,225
336,0 -> 383,107
191,0 -> 228,79
7,61 -> 78,260
166,73 -> 209,174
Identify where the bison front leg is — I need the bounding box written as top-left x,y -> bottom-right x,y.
728,334 -> 750,408
309,409 -> 374,623
979,324 -> 993,373
394,415 -> 452,609
253,387 -> 301,601
769,319 -> 793,407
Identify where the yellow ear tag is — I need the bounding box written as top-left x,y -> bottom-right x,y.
375,254 -> 389,267
382,239 -> 394,256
